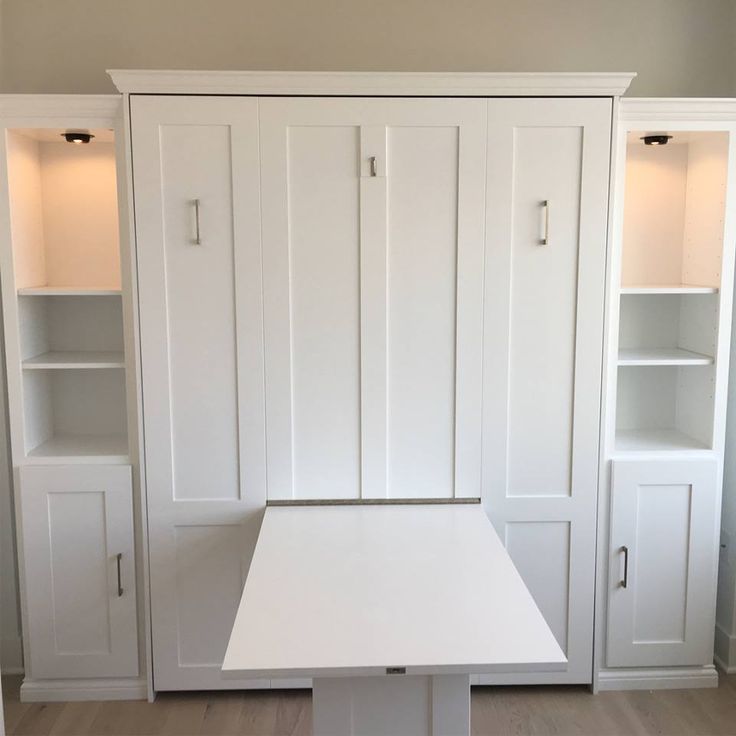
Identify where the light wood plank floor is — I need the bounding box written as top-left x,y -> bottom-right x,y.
3,673 -> 736,735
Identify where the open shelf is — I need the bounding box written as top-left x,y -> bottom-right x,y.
614,131 -> 726,454
6,127 -> 128,466
618,347 -> 713,367
18,295 -> 124,361
18,286 -> 121,296
26,433 -> 129,464
615,364 -> 714,452
23,351 -> 125,370
23,368 -> 128,460
620,285 -> 718,295
615,428 -> 709,453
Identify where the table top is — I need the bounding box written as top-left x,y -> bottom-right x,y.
223,503 -> 566,679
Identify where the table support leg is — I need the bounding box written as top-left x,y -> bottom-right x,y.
312,673 -> 470,736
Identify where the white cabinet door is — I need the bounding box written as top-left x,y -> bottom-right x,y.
607,459 -> 718,667
259,98 -> 487,501
130,96 -> 267,690
482,99 -> 612,684
19,465 -> 138,679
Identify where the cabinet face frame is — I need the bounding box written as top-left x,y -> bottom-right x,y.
595,100 -> 736,689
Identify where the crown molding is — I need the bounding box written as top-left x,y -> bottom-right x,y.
0,94 -> 121,124
108,70 -> 636,97
621,98 -> 736,122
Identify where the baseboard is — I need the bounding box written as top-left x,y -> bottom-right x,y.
597,666 -> 718,691
20,677 -> 147,702
1,634 -> 24,674
714,623 -> 736,674
472,672 -> 587,686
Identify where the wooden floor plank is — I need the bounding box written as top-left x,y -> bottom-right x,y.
4,674 -> 736,736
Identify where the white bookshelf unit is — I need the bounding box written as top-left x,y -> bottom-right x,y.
0,97 -> 140,697
597,100 -> 736,691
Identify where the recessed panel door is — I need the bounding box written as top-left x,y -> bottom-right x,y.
259,98 -> 487,501
20,465 -> 138,679
482,98 -> 612,684
130,96 -> 266,690
607,459 -> 718,667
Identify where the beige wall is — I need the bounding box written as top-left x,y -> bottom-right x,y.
0,0 -> 735,96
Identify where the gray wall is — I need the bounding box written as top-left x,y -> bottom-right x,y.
1,0 -> 735,96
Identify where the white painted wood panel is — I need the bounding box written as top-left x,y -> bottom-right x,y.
483,98 -> 612,683
130,96 -> 267,690
259,98 -> 486,501
18,465 -> 138,679
223,504 -> 565,678
607,459 -> 719,667
287,125 -> 361,500
386,126 -> 457,497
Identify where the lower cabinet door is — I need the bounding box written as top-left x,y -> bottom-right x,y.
19,465 -> 139,679
607,458 -> 718,668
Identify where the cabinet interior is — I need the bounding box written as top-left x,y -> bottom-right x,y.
615,130 -> 729,452
621,131 -> 727,291
6,128 -> 121,291
6,127 -> 128,462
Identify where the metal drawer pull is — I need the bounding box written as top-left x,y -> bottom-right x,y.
116,553 -> 124,597
193,198 -> 202,245
620,545 -> 629,589
539,200 -> 549,245
369,156 -> 377,177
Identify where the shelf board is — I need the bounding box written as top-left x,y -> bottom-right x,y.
23,351 -> 125,370
615,428 -> 710,453
620,284 -> 718,295
18,286 -> 122,296
26,433 -> 129,464
618,347 -> 714,367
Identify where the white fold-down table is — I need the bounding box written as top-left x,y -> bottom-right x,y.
223,502 -> 565,736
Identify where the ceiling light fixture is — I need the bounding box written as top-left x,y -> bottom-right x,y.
61,131 -> 94,144
641,134 -> 673,146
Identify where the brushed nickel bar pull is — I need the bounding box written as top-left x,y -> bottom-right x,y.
539,200 -> 549,245
193,198 -> 201,245
116,553 -> 123,597
621,545 -> 629,589
369,156 -> 377,177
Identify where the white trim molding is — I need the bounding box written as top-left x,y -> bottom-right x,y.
108,70 -> 636,97
0,94 -> 121,121
597,666 -> 718,691
715,623 -> 736,674
621,98 -> 736,122
20,677 -> 147,702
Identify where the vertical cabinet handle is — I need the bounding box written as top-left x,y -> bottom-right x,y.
620,545 -> 629,589
369,156 -> 378,177
116,553 -> 124,597
539,200 -> 549,246
192,198 -> 202,245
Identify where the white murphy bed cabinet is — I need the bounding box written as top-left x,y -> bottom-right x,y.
596,100 -> 736,690
119,71 -> 622,693
2,74 -> 735,700
0,97 -> 146,701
